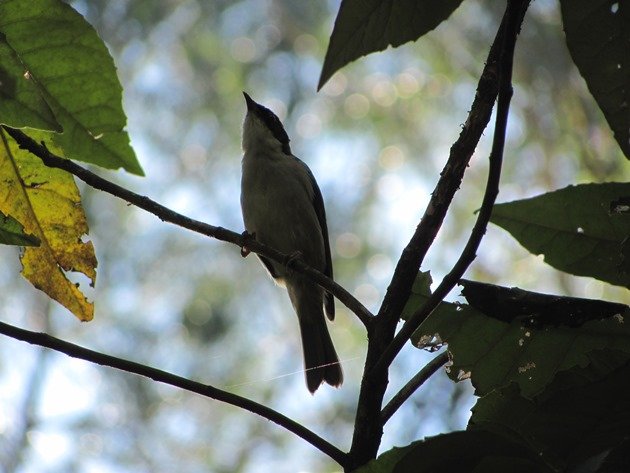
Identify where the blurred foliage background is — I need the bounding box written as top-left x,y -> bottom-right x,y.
0,0 -> 628,472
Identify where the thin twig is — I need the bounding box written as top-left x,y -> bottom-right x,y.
372,0 -> 527,377
1,126 -> 373,329
0,320 -> 347,466
380,351 -> 449,424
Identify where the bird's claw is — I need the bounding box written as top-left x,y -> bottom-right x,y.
240,230 -> 256,257
284,250 -> 304,270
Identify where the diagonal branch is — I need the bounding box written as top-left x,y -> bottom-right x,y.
380,351 -> 449,424
347,1 -> 531,468
375,23 -> 509,328
0,320 -> 347,466
373,0 -> 529,377
1,126 -> 373,328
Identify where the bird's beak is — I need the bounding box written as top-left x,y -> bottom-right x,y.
243,92 -> 256,111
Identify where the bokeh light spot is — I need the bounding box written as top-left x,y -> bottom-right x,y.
322,72 -> 348,97
294,34 -> 318,56
367,253 -> 393,280
371,80 -> 397,107
379,145 -> 405,170
296,113 -> 322,139
230,37 -> 256,63
344,93 -> 370,119
336,232 -> 363,258
395,70 -> 423,98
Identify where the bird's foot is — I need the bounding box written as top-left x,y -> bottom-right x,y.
284,250 -> 304,270
240,231 -> 256,257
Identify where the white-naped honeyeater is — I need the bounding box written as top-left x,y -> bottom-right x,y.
240,92 -> 342,393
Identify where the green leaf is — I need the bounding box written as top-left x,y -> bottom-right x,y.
0,33 -> 61,131
318,0 -> 464,90
0,210 -> 40,246
560,0 -> 630,158
354,431 -> 551,473
407,277 -> 630,398
470,354 -> 630,470
0,0 -> 143,175
490,183 -> 630,288
401,270 -> 433,321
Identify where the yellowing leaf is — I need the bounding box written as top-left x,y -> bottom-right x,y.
0,129 -> 96,321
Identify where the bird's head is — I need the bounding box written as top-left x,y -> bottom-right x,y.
242,92 -> 292,156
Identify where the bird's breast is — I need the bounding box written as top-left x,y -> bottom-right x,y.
241,154 -> 325,271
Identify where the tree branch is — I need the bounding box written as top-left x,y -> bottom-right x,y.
372,0 -> 527,376
346,1 -> 530,468
0,320 -> 347,466
1,126 -> 373,328
376,12 -> 511,329
380,351 -> 449,424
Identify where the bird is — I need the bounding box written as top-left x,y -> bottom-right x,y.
240,92 -> 343,393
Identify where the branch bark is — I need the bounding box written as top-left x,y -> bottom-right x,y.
374,0 -> 527,376
0,320 -> 347,466
346,1 -> 530,469
2,126 -> 374,329
381,351 -> 450,424
1,2 -> 531,470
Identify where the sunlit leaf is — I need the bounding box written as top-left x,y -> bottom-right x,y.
561,0 -> 630,158
0,210 -> 40,246
0,34 -> 61,131
405,274 -> 630,398
0,129 -> 96,321
0,0 -> 143,175
318,0 -> 464,89
490,183 -> 630,288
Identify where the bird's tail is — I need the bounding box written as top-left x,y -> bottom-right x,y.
289,281 -> 343,393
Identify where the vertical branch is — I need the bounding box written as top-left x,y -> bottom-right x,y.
345,1 -> 530,469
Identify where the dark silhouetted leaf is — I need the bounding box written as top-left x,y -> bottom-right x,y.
405,274 -> 630,398
491,183 -> 630,288
318,0 -> 464,89
460,279 -> 628,327
355,430 -> 551,473
561,0 -> 630,158
470,354 -> 630,471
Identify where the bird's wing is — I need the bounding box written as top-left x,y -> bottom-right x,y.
297,158 -> 335,320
